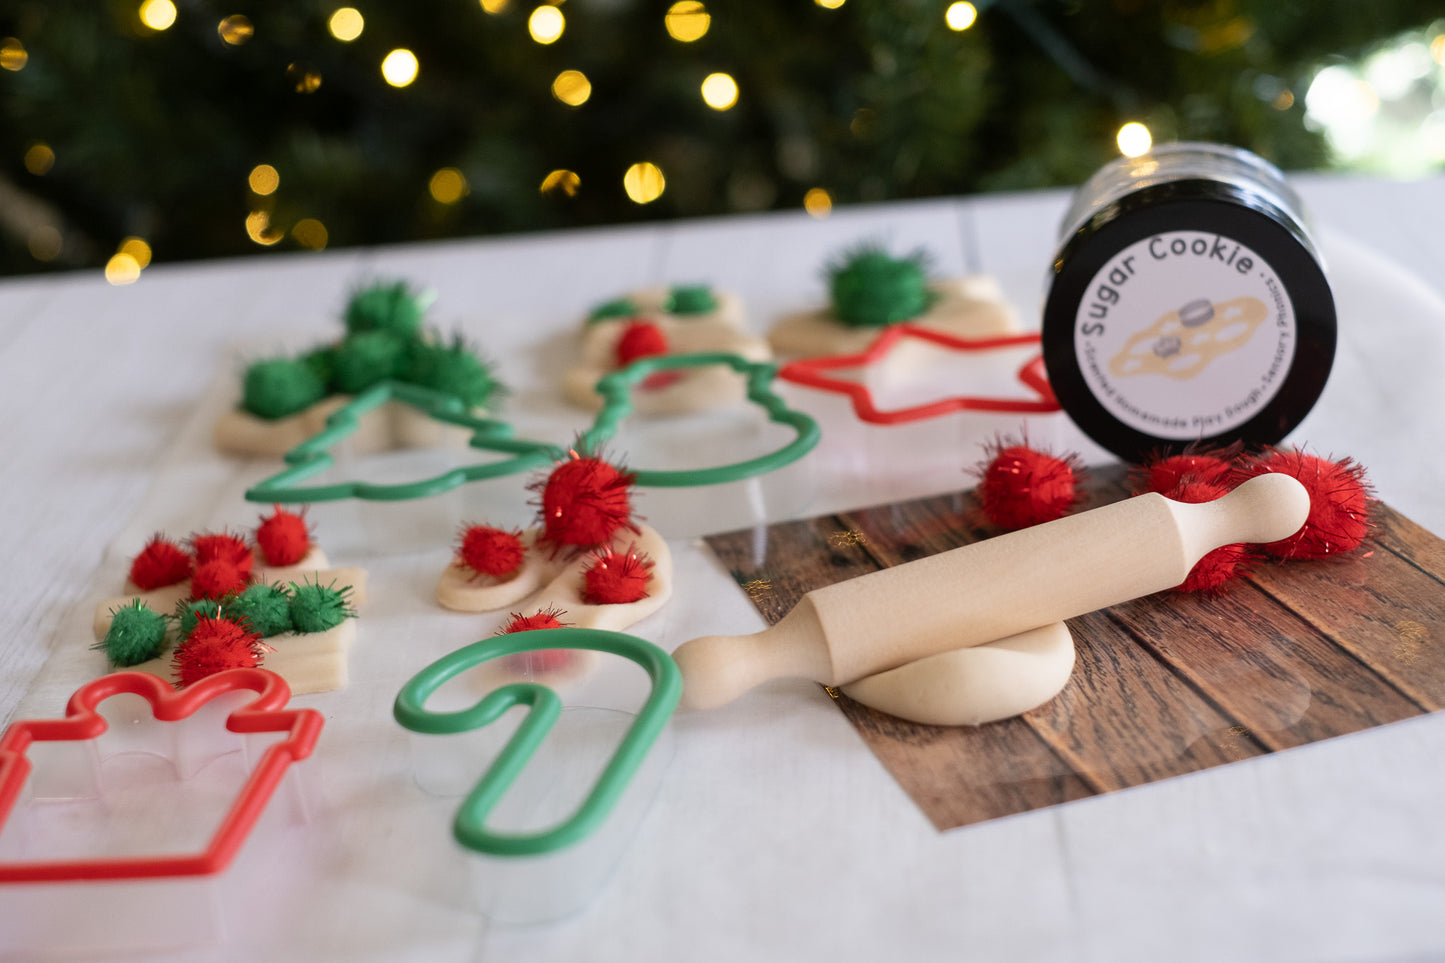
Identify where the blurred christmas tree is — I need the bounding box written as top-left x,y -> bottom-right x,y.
0,0 -> 1440,278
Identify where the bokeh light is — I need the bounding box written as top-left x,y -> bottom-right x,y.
0,38 -> 28,71
529,6 -> 565,44
246,211 -> 283,246
28,226 -> 61,262
429,168 -> 470,203
700,72 -> 738,110
480,0 -> 511,12
292,219 -> 328,249
328,8 -> 364,42
139,0 -> 177,31
540,169 -> 581,197
24,143 -> 55,176
287,62 -> 323,93
105,253 -> 141,285
665,2 -> 710,42
382,49 -> 419,87
249,164 -> 280,195
623,162 -> 665,204
945,2 -> 977,31
552,70 -> 592,107
118,237 -> 152,268
814,0 -> 845,8
218,15 -> 254,45
1116,121 -> 1152,157
803,187 -> 833,218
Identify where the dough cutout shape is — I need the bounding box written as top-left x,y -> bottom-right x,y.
564,285 -> 772,415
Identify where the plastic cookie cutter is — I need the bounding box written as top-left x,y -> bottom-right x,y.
0,668 -> 322,954
394,628 -> 680,922
244,379 -> 564,503
776,325 -> 1060,424
574,351 -> 822,535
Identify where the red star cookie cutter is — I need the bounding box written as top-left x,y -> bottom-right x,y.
0,668 -> 322,883
776,325 -> 1060,424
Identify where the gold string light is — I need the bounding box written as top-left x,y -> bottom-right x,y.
118,237 -> 152,268
382,49 -> 419,87
429,168 -> 470,203
105,253 -> 142,285
540,169 -> 581,197
665,2 -> 709,42
287,62 -> 322,93
1116,121 -> 1152,157
552,69 -> 592,106
249,164 -> 280,195
218,15 -> 254,44
700,72 -> 738,110
292,219 -> 328,249
803,188 -> 833,218
246,211 -> 283,246
623,162 -> 665,204
139,0 -> 177,31
328,8 -> 364,42
24,143 -> 55,176
0,38 -> 28,71
529,6 -> 565,44
944,2 -> 977,31
480,0 -> 512,12
814,0 -> 845,9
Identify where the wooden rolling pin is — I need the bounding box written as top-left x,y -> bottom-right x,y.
675,472 -> 1310,710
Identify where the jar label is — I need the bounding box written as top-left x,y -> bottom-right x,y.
1072,230 -> 1295,440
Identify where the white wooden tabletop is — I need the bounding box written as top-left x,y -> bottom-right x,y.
2,172 -> 1444,962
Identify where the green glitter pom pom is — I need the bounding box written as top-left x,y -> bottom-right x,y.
228,583 -> 294,638
664,284 -> 717,315
242,356 -> 328,420
175,597 -> 222,638
403,335 -> 501,409
288,581 -> 356,634
96,600 -> 169,667
344,281 -> 431,340
587,297 -> 639,323
827,246 -> 934,328
331,331 -> 408,394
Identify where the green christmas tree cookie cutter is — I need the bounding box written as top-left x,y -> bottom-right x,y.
244,380 -> 563,503
393,628 -> 681,857
576,352 -> 821,488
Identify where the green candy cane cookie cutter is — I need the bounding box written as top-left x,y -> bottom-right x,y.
394,628 -> 681,857
577,351 -> 821,487
244,380 -> 563,503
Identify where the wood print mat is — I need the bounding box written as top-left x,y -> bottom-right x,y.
704,469 -> 1445,831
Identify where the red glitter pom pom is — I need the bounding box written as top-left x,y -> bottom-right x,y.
456,524 -> 525,579
533,453 -> 637,552
614,320 -> 680,389
255,506 -> 311,567
615,320 -> 669,367
190,559 -> 248,600
500,606 -> 573,671
977,440 -> 1081,531
128,535 -> 193,591
1132,443 -> 1241,494
1236,448 -> 1372,560
191,532 -> 255,582
1165,478 -> 1255,593
583,545 -> 653,604
171,615 -> 265,688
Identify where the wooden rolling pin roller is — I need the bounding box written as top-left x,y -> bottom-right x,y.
675,472 -> 1310,710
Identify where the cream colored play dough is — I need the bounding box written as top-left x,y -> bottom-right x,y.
768,275 -> 1020,357
122,620 -> 357,697
840,622 -> 1076,726
215,396 -> 479,457
436,523 -> 672,631
564,288 -> 771,415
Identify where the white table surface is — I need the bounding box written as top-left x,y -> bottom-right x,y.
2,173 -> 1445,962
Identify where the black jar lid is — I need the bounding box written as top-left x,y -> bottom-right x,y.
1042,177 -> 1336,463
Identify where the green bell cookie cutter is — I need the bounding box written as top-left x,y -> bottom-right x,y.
393,628 -> 681,857
244,380 -> 564,503
577,352 -> 821,488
